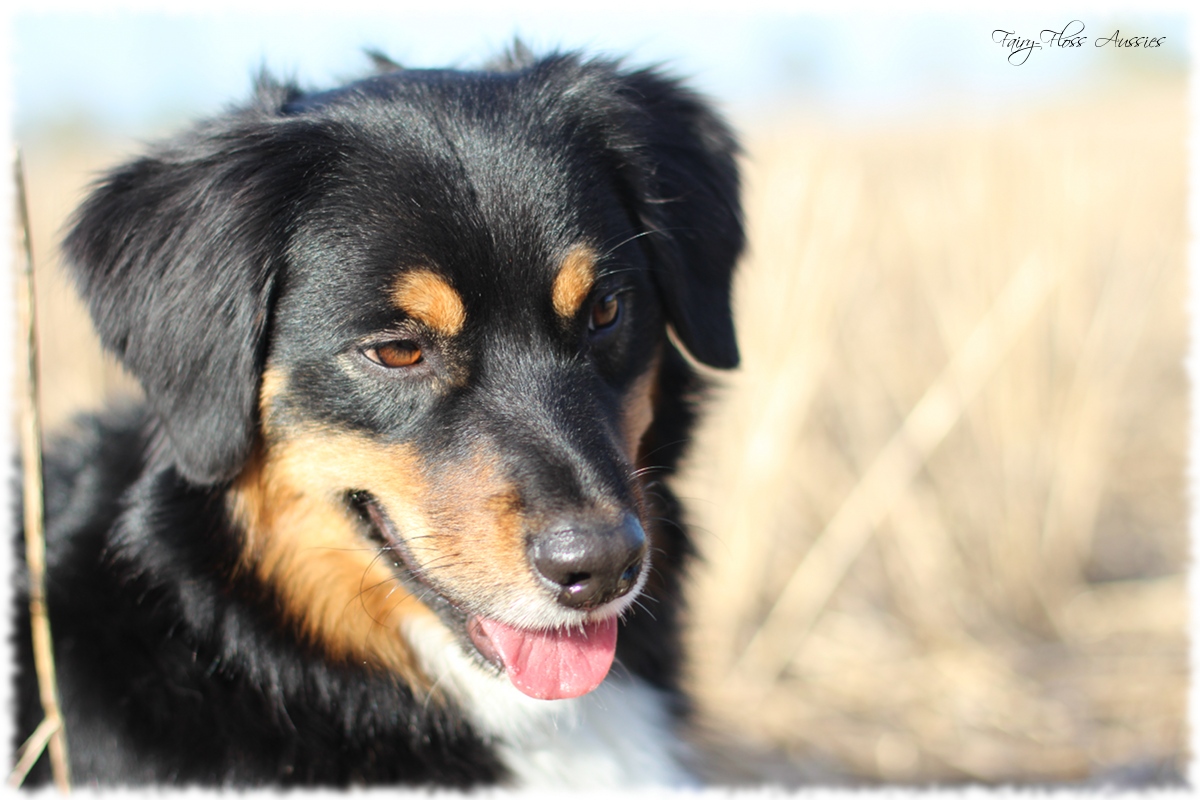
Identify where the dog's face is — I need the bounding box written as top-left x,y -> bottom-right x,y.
64,55 -> 742,701
237,115 -> 670,698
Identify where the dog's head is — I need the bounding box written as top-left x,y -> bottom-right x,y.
64,53 -> 741,700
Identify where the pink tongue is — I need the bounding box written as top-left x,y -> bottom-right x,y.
472,617 -> 618,700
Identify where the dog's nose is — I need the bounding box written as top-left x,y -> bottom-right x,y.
528,513 -> 647,610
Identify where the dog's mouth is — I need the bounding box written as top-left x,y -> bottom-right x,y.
464,615 -> 617,700
348,491 -> 619,700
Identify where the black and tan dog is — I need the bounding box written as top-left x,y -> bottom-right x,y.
13,49 -> 742,788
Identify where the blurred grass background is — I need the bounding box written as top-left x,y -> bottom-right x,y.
679,76 -> 1188,785
10,20 -> 1189,788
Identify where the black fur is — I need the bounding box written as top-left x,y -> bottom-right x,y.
14,51 -> 741,787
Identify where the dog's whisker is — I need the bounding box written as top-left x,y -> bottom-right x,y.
628,598 -> 657,622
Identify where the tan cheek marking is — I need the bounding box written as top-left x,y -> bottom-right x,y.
552,244 -> 597,320
390,269 -> 466,337
231,401 -> 545,688
229,427 -> 439,693
295,441 -> 532,606
621,352 -> 662,464
412,457 -> 533,607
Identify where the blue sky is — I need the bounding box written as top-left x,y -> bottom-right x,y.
9,9 -> 1188,138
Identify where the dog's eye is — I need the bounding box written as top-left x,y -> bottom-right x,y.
588,292 -> 622,334
364,341 -> 423,369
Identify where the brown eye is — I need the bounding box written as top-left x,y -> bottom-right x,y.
364,341 -> 422,368
589,292 -> 621,332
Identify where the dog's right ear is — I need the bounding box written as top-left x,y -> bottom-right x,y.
62,94 -> 329,486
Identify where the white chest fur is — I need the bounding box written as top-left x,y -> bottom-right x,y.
403,617 -> 697,788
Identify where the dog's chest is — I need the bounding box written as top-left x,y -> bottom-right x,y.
403,617 -> 696,788
488,677 -> 696,788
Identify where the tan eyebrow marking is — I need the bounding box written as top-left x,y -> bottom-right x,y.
552,245 -> 597,320
390,269 -> 467,336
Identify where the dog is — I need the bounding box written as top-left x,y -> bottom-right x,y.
13,48 -> 742,788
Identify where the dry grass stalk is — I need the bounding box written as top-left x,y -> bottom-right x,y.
10,151 -> 71,791
730,253 -> 1061,700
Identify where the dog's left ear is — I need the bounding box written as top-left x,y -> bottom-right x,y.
62,96 -> 323,485
616,69 -> 744,370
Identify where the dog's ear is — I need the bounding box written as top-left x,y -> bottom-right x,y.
62,99 -> 323,485
616,68 -> 744,370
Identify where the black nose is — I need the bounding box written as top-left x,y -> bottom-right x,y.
528,513 -> 647,610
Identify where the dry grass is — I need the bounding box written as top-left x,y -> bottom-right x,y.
679,78 -> 1188,785
14,76 -> 1188,786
